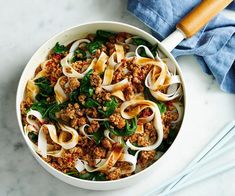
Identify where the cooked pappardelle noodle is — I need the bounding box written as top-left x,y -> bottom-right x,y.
21,30 -> 184,181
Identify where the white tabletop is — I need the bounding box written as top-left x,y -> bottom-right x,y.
0,0 -> 235,195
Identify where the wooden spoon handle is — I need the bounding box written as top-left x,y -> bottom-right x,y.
176,0 -> 233,38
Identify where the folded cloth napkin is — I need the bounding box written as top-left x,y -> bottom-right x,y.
128,0 -> 235,93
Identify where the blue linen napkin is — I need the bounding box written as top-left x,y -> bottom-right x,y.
127,0 -> 235,93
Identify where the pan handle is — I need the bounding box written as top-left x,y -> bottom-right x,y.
161,0 -> 233,52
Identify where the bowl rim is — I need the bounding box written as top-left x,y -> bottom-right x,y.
16,20 -> 187,185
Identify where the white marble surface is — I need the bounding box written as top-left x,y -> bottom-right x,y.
0,0 -> 235,195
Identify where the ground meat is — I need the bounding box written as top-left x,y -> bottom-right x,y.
71,61 -> 89,73
109,113 -> 126,129
69,146 -> 83,156
64,77 -> 80,94
137,129 -> 156,147
82,154 -> 96,167
138,150 -> 156,169
44,60 -> 63,85
94,86 -> 102,95
58,103 -> 86,129
106,42 -> 115,56
94,89 -> 112,102
93,147 -> 106,159
123,84 -> 134,100
101,138 -> 113,150
90,73 -> 102,87
48,146 -> 84,173
71,117 -> 87,129
20,96 -> 32,115
87,120 -> 100,133
78,95 -> 86,105
127,122 -> 157,147
112,63 -> 126,83
85,107 -> 98,118
162,109 -> 178,138
116,161 -> 133,174
116,32 -> 132,43
106,168 -> 121,180
128,133 -> 138,143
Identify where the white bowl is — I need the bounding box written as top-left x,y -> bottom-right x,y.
16,21 -> 187,190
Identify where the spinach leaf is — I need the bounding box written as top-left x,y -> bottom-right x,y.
132,38 -> 151,48
84,98 -> 100,108
167,129 -> 178,146
98,97 -> 118,117
66,171 -> 80,176
151,44 -> 158,57
96,30 -> 114,39
156,129 -> 178,152
103,117 -> 137,136
156,140 -> 168,152
34,77 -> 54,101
144,86 -> 166,114
28,132 -> 38,143
69,89 -> 80,103
31,101 -> 53,118
125,117 -> 137,135
47,102 -> 68,122
128,142 -> 138,156
53,42 -> 67,54
72,48 -> 86,62
93,172 -> 106,181
78,172 -> 94,180
66,171 -> 106,181
139,49 -> 148,57
156,102 -> 167,114
31,101 -> 67,121
87,41 -> 102,54
80,69 -> 94,97
93,128 -> 104,144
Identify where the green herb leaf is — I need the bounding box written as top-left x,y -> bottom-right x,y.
31,101 -> 67,121
78,172 -> 94,180
47,102 -> 68,122
87,41 -> 102,54
156,129 -> 178,152
167,129 -> 178,145
128,142 -> 138,156
125,117 -> 137,135
156,102 -> 167,114
98,97 -> 118,117
28,132 -> 38,143
139,49 -> 148,57
84,98 -> 100,108
66,171 -> 79,176
53,42 -> 67,54
69,89 -> 80,103
103,117 -> 137,136
93,128 -> 104,144
80,69 -> 94,97
34,77 -> 54,101
67,171 -> 106,181
132,38 -> 151,48
72,48 -> 87,62
96,30 -> 114,39
31,101 -> 53,118
93,172 -> 106,181
151,44 -> 158,57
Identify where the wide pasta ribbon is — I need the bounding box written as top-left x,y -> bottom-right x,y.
120,98 -> 164,151
25,110 -> 79,158
26,61 -> 49,101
